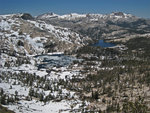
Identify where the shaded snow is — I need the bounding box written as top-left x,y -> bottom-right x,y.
0,20 -> 11,30
5,100 -> 71,113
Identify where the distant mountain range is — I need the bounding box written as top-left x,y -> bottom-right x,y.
36,12 -> 150,40
37,12 -> 136,20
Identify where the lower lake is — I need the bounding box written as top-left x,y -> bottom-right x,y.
35,54 -> 78,69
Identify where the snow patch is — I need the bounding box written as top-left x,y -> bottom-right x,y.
0,20 -> 11,30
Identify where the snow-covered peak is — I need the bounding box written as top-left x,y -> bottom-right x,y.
59,13 -> 86,20
85,12 -> 135,20
37,12 -> 59,19
36,12 -> 137,21
0,13 -> 20,19
109,12 -> 134,19
0,13 -> 34,20
0,14 -> 22,31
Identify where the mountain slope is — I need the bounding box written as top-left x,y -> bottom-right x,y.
0,13 -> 91,55
0,13 -> 91,112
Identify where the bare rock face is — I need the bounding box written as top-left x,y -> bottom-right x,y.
113,12 -> 125,16
21,13 -> 34,20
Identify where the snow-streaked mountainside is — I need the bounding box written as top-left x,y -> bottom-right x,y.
0,13 -> 91,113
0,13 -> 90,55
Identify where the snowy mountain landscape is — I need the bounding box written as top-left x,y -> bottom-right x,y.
0,12 -> 150,113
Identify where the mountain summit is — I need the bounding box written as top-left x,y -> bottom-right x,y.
36,12 -> 136,20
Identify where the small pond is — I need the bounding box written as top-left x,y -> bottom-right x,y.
93,40 -> 116,48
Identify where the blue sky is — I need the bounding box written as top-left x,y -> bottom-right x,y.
0,0 -> 150,18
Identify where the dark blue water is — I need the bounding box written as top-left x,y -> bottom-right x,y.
93,40 -> 116,48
